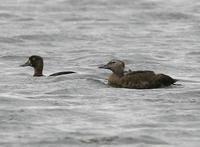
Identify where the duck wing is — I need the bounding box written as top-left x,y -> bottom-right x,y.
49,71 -> 75,76
121,71 -> 157,89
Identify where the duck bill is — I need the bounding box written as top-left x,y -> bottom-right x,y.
98,64 -> 110,69
20,59 -> 31,67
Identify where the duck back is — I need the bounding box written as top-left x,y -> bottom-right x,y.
121,71 -> 157,89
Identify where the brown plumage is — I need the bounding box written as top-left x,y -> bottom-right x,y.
99,60 -> 177,89
20,55 -> 75,77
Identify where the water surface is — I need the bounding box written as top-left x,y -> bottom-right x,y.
0,0 -> 200,146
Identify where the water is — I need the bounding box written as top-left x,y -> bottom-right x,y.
0,0 -> 200,146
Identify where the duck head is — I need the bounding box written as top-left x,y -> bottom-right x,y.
99,60 -> 125,76
20,55 -> 44,76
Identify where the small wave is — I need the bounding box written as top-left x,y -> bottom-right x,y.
15,17 -> 35,22
0,12 -> 19,18
86,77 -> 108,87
15,34 -> 56,42
186,51 -> 200,56
147,11 -> 194,21
62,17 -> 93,22
0,55 -> 25,60
80,135 -> 168,145
176,78 -> 200,83
0,37 -> 23,43
139,1 -> 158,9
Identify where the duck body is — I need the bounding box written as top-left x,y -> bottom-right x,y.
99,60 -> 177,89
20,55 -> 75,77
108,71 -> 176,89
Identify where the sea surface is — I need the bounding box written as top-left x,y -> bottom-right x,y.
0,0 -> 200,146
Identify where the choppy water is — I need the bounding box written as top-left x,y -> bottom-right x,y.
0,0 -> 200,146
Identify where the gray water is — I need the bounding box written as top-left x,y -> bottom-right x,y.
0,0 -> 200,146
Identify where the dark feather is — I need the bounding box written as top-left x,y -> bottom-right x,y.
49,71 -> 75,76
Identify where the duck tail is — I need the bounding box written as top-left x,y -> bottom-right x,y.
49,71 -> 75,76
156,74 -> 177,86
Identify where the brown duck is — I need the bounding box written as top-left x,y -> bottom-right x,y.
20,55 -> 75,77
99,60 -> 177,89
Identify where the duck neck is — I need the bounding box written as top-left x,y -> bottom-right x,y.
112,66 -> 125,77
114,71 -> 124,77
33,66 -> 43,77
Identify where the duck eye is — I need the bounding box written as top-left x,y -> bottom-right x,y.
110,61 -> 116,64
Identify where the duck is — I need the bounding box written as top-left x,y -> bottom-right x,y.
99,59 -> 177,89
20,55 -> 75,77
